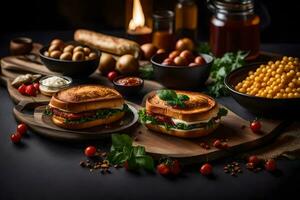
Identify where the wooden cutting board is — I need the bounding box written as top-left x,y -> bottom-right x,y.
0,44 -> 164,104
13,99 -> 285,163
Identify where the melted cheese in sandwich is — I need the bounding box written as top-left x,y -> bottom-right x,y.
172,118 -> 210,125
113,105 -> 124,110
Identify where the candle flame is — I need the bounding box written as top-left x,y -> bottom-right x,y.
128,0 -> 146,30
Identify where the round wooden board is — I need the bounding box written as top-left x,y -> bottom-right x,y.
13,101 -> 139,141
13,99 -> 287,163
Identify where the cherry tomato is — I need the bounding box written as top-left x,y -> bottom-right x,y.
18,84 -> 27,95
170,160 -> 181,175
248,155 -> 260,166
107,71 -> 118,82
17,123 -> 27,135
25,84 -> 37,96
194,56 -> 206,65
157,163 -> 170,176
200,163 -> 213,176
250,120 -> 262,133
213,139 -> 222,148
84,146 -> 97,157
33,83 -> 40,92
222,142 -> 228,149
265,159 -> 276,172
11,133 -> 22,143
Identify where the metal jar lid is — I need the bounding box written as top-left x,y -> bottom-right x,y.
207,0 -> 254,15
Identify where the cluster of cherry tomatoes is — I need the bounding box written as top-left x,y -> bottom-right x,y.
247,155 -> 277,172
10,123 -> 28,143
156,158 -> 213,176
18,82 -> 40,97
162,50 -> 206,67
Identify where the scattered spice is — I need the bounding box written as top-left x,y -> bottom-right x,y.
200,142 -> 211,150
80,148 -> 119,175
224,161 -> 242,177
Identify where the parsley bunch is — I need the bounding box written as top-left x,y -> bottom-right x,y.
208,51 -> 248,97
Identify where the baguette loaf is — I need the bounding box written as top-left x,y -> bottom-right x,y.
74,29 -> 141,58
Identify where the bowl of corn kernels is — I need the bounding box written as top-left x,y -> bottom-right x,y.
225,56 -> 300,117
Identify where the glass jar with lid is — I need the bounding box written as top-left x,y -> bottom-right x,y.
152,10 -> 175,50
208,0 -> 260,60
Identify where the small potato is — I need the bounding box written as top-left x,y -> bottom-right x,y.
85,56 -> 90,61
49,50 -> 62,59
176,38 -> 194,51
63,45 -> 75,53
73,46 -> 84,53
44,51 -> 49,57
99,54 -> 116,75
88,52 -> 98,60
141,43 -> 157,60
50,39 -> 64,49
83,47 -> 91,55
174,56 -> 188,66
169,50 -> 181,59
116,54 -> 139,75
59,52 -> 72,60
48,44 -> 61,52
157,49 -> 166,54
72,51 -> 85,61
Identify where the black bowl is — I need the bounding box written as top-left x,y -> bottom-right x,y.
113,76 -> 144,96
150,53 -> 213,90
39,44 -> 101,77
225,63 -> 300,118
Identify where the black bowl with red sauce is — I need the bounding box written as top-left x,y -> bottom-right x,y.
113,76 -> 144,96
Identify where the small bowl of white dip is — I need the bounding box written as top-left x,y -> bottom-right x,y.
39,75 -> 72,96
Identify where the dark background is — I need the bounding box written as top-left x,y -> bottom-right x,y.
1,0 -> 300,43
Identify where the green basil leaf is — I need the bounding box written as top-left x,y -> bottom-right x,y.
111,134 -> 132,149
135,155 -> 155,171
157,89 -> 177,101
217,108 -> 228,117
133,146 -> 146,157
177,94 -> 189,101
107,151 -> 128,165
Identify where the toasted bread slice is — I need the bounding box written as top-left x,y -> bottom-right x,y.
49,85 -> 124,113
145,122 -> 219,138
146,91 -> 219,122
52,111 -> 125,130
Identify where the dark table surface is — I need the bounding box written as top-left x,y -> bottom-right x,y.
0,31 -> 300,200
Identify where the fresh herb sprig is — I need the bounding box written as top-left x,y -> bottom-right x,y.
208,51 -> 248,97
107,134 -> 154,171
157,90 -> 189,108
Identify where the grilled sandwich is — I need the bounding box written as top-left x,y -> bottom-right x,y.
139,90 -> 227,138
46,85 -> 127,129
